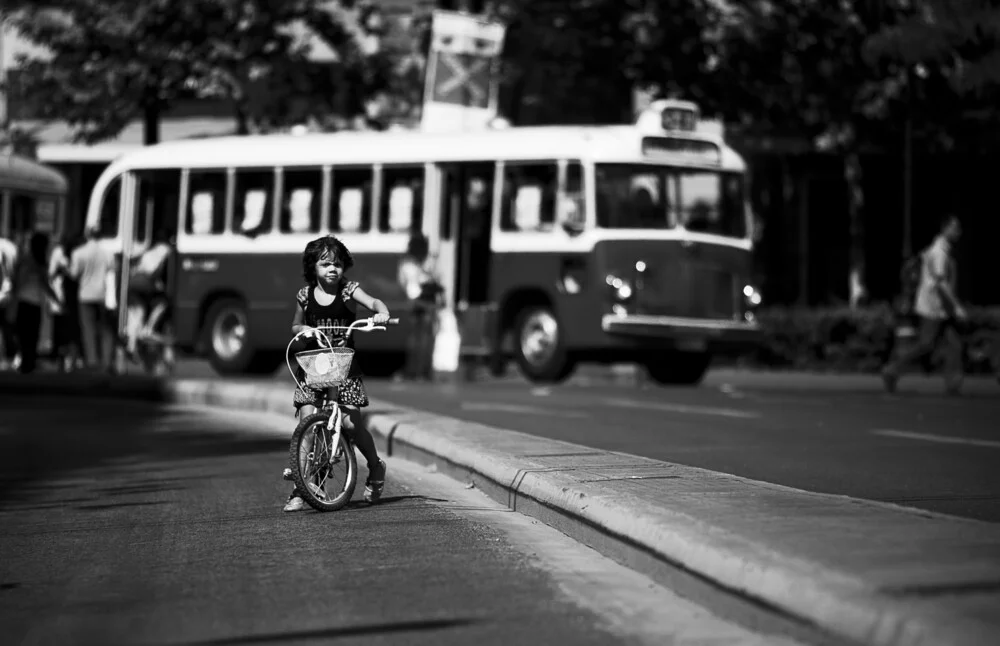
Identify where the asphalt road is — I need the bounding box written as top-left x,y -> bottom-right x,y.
0,395 -> 813,646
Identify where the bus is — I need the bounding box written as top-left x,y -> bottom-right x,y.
1,153 -> 68,243
84,99 -> 762,384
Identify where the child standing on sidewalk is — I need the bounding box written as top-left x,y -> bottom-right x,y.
282,235 -> 391,512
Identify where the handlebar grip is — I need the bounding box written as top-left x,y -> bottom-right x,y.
387,318 -> 400,325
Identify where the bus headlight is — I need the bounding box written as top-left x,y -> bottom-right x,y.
743,284 -> 762,308
606,275 -> 634,302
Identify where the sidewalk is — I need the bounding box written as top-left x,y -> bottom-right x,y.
2,372 -> 998,646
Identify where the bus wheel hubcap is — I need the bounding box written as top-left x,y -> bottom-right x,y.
520,310 -> 558,368
213,310 -> 247,360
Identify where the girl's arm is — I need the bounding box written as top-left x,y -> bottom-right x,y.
291,302 -> 313,336
352,286 -> 390,324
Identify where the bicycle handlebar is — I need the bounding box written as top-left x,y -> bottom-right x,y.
285,317 -> 399,390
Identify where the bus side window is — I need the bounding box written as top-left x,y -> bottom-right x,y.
137,170 -> 181,245
10,193 -> 34,238
330,167 -> 372,234
500,163 -> 557,233
233,169 -> 275,237
379,166 -> 424,234
281,168 -> 323,234
99,176 -> 122,238
186,171 -> 227,236
559,161 -> 585,232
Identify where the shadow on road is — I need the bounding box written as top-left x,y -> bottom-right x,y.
0,393 -> 286,508
170,617 -> 481,645
344,494 -> 448,510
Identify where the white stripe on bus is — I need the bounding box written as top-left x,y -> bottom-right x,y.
105,229 -> 751,255
490,229 -> 752,253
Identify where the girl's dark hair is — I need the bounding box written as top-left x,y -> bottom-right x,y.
302,235 -> 354,285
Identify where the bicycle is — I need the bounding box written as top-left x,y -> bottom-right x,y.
284,317 -> 398,512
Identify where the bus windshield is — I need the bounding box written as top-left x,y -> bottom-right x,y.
595,164 -> 746,238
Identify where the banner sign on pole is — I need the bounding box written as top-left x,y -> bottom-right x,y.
421,10 -> 506,132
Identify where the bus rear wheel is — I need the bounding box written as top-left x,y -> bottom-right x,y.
513,306 -> 574,383
203,298 -> 278,375
645,351 -> 711,386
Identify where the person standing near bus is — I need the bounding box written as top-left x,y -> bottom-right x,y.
397,233 -> 441,381
882,214 -> 967,394
10,232 -> 62,373
49,233 -> 84,372
0,234 -> 18,370
70,226 -> 116,372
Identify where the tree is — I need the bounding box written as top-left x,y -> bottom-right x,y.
709,0 -> 916,307
865,0 -> 1000,152
198,0 -> 395,133
0,123 -> 41,158
2,0 -> 391,144
5,1 -> 209,145
486,0 -> 717,125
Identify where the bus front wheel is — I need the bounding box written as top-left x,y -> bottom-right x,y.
203,298 -> 276,375
513,306 -> 574,383
645,351 -> 711,386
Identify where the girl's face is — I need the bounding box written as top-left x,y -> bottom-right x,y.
315,252 -> 345,288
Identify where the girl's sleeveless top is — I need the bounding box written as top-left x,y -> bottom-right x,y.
296,280 -> 360,349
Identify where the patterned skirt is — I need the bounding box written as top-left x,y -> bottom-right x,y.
293,376 -> 369,411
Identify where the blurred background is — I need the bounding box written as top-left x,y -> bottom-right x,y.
3,0 -> 1000,374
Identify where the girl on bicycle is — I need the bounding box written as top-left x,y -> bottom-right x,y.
284,235 -> 391,512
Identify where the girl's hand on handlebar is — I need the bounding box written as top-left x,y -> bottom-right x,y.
299,326 -> 321,339
372,312 -> 390,325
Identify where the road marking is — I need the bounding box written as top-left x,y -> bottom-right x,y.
460,402 -> 587,418
601,397 -> 761,420
872,429 -> 1000,449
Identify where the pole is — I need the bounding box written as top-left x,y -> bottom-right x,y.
903,115 -> 913,259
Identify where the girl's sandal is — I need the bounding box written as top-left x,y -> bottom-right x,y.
364,459 -> 387,503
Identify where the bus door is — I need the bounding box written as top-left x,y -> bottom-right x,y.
117,170 -> 182,345
437,162 -> 499,359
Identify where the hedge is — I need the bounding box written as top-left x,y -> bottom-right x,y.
737,303 -> 1000,375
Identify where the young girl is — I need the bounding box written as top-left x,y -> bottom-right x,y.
283,235 -> 391,512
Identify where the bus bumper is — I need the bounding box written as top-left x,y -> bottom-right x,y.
600,314 -> 762,352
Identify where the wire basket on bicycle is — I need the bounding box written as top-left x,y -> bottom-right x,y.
294,346 -> 355,389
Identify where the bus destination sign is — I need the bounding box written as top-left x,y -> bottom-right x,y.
660,107 -> 698,132
641,137 -> 721,164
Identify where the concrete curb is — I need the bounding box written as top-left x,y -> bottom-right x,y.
361,409 -> 996,646
2,373 -> 997,646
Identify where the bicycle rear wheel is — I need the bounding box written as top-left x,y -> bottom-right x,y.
289,412 -> 358,511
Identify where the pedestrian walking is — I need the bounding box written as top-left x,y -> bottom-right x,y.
70,226 -> 116,372
882,214 -> 967,395
10,232 -> 62,374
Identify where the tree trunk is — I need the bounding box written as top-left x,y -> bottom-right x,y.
143,103 -> 160,146
844,150 -> 867,308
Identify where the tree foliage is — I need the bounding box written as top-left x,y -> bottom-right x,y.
865,0 -> 1000,151
486,0 -> 717,125
2,0 -> 391,144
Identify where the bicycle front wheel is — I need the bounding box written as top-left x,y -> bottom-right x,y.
289,412 -> 358,512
